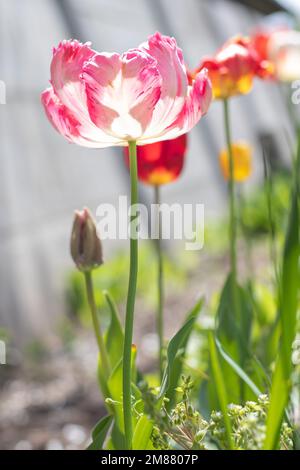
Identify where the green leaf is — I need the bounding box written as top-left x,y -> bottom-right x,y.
216,274 -> 253,403
97,291 -> 124,399
217,274 -> 252,357
107,358 -> 124,433
215,338 -> 262,397
104,290 -> 124,369
264,143 -> 300,450
208,332 -> 234,450
159,299 -> 203,399
165,298 -> 204,407
87,414 -> 113,450
106,421 -> 126,450
132,415 -> 153,450
106,349 -> 140,440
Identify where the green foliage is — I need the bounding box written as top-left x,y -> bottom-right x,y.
151,376 -> 209,450
213,274 -> 258,405
132,415 -> 154,450
164,298 -> 204,407
240,172 -> 291,237
87,415 -> 113,450
264,142 -> 300,450
0,327 -> 9,343
159,300 -> 203,400
208,333 -> 234,449
65,244 -> 186,327
209,395 -> 293,450
103,291 -> 124,370
25,339 -> 49,363
65,145 -> 300,452
215,338 -> 262,399
149,378 -> 293,451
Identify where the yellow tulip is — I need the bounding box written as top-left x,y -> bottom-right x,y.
219,142 -> 252,182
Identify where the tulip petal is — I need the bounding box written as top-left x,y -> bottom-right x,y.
41,88 -> 122,147
139,70 -> 212,144
51,40 -> 95,118
42,34 -> 211,148
48,40 -> 125,146
140,32 -> 188,138
83,50 -> 161,140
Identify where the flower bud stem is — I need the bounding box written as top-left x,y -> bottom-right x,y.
123,140 -> 139,450
224,99 -> 244,401
154,185 -> 164,380
84,271 -> 110,379
223,99 -> 237,283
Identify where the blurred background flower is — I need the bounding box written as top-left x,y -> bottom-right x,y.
124,135 -> 187,186
195,36 -> 273,100
269,30 -> 300,82
219,141 -> 252,182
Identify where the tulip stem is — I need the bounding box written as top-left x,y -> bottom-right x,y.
84,271 -> 110,379
123,140 -> 139,450
154,185 -> 164,380
223,99 -> 241,323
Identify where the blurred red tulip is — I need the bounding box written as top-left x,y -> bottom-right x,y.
124,134 -> 187,186
251,13 -> 291,62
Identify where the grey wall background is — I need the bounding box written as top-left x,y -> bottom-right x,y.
0,0 -> 294,340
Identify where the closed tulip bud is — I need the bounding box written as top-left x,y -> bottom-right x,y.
70,208 -> 103,272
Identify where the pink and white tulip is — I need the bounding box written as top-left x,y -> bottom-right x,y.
41,33 -> 212,147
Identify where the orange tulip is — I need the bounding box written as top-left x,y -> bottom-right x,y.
124,134 -> 187,186
192,36 -> 273,100
219,142 -> 252,182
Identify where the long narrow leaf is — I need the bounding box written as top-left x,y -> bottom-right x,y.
159,299 -> 203,399
208,332 -> 234,450
104,290 -> 124,369
264,138 -> 300,450
216,274 -> 253,403
165,298 -> 204,406
216,338 -> 262,397
87,415 -> 113,450
132,415 -> 153,450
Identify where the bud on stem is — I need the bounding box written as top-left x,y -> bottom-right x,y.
70,207 -> 103,272
70,207 -> 110,380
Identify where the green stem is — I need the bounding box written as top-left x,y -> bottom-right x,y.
123,140 -> 138,450
223,99 -> 243,399
223,99 -> 237,282
84,271 -> 110,379
154,185 -> 164,380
